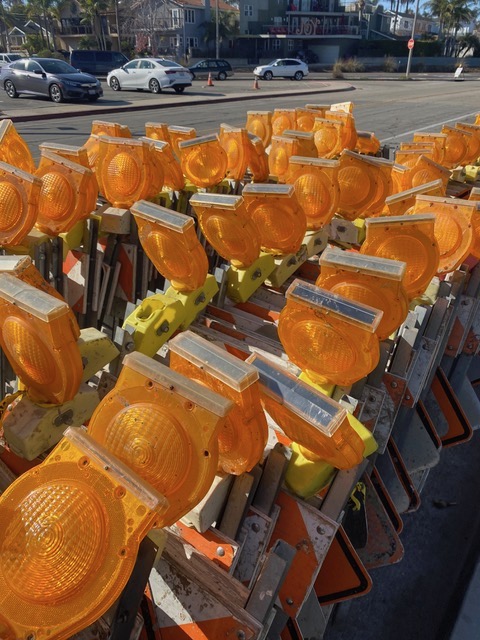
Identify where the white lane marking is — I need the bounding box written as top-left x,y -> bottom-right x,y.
381,110 -> 480,143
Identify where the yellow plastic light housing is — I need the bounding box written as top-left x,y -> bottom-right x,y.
360,214 -> 440,298
325,110 -> 357,150
0,119 -> 35,174
317,247 -> 409,340
313,118 -> 345,159
0,161 -> 41,247
219,124 -> 250,181
88,351 -> 233,526
411,194 -> 475,273
440,125 -> 470,168
272,108 -> 297,136
190,192 -> 261,267
38,142 -> 91,170
139,136 -> 184,192
295,108 -> 319,132
242,183 -> 307,255
278,279 -> 382,386
337,150 -> 389,220
0,273 -> 82,404
468,189 -> 480,258
248,352 -> 367,469
0,427 -> 168,640
287,156 -> 340,230
384,179 -> 446,216
282,129 -> 317,157
245,111 -> 273,148
167,125 -> 197,157
35,150 -> 97,235
406,155 -> 451,190
246,133 -> 270,182
356,131 -> 381,156
412,132 -> 447,165
131,199 -> 208,292
145,121 -> 171,144
169,330 -> 268,475
455,122 -> 480,164
178,134 -> 228,187
96,136 -> 158,207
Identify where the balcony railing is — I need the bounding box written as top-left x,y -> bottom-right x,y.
60,22 -> 93,35
268,20 -> 359,35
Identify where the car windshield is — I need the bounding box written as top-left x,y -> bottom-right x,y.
154,59 -> 183,68
39,59 -> 78,74
8,54 -> 23,61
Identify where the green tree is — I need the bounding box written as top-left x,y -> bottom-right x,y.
78,0 -> 109,49
198,10 -> 238,55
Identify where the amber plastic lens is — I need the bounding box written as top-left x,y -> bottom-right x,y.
0,161 -> 41,247
138,136 -> 165,195
91,120 -> 132,138
131,200 -> 208,292
287,156 -> 340,230
337,150 -> 380,220
145,122 -> 171,144
178,134 -> 228,187
441,125 -> 469,168
411,195 -> 474,273
385,179 -> 446,216
356,131 -> 381,156
0,119 -> 35,174
38,142 -> 91,170
455,122 -> 480,164
360,214 -> 440,298
408,156 -> 451,190
88,352 -> 232,526
391,163 -> 410,194
190,193 -> 261,268
167,125 -> 197,157
35,150 -> 97,235
278,280 -> 381,386
412,132 -> 447,165
268,136 -> 304,182
0,273 -> 82,404
272,109 -> 297,136
245,111 -> 273,148
219,124 -> 250,181
313,119 -> 345,159
169,330 -> 268,475
140,137 -> 184,192
325,110 -> 357,150
295,108 -> 318,132
246,134 -> 270,182
0,427 -> 167,640
242,183 -> 307,255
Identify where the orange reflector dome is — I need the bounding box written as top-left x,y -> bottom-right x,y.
0,427 -> 167,640
268,136 -> 301,182
287,156 -> 340,230
325,109 -> 357,150
278,279 -> 382,387
411,194 -> 475,273
242,183 -> 307,255
248,352 -> 366,469
412,132 -> 447,165
219,123 -> 250,181
313,118 -> 345,159
356,131 -> 381,156
179,134 -> 228,187
131,200 -> 208,292
145,121 -> 171,144
455,122 -> 480,164
167,125 -> 197,157
272,108 -> 297,136
295,108 -> 319,132
0,161 -> 41,247
337,150 -> 383,220
169,330 -> 268,475
88,352 -> 233,526
407,155 -> 451,190
441,125 -> 469,168
317,247 -> 409,340
360,214 -> 440,298
0,273 -> 82,404
35,150 -> 97,235
38,142 -> 91,170
0,119 -> 35,174
245,110 -> 273,148
385,179 -> 446,216
137,136 -> 165,195
190,192 -> 261,268
139,137 -> 184,192
246,133 -> 270,182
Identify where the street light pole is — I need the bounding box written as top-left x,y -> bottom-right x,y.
215,0 -> 219,58
405,0 -> 420,79
114,0 -> 122,53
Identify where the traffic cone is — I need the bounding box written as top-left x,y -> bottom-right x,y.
207,72 -> 214,86
253,76 -> 260,90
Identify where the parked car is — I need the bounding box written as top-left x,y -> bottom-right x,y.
70,50 -> 129,76
253,58 -> 309,81
107,58 -> 192,94
1,58 -> 103,103
0,53 -> 26,67
188,59 -> 233,81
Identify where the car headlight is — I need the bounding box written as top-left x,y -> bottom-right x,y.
63,80 -> 79,87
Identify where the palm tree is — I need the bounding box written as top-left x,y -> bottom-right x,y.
78,0 -> 109,49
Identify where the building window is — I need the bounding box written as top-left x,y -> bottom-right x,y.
272,39 -> 280,50
287,39 -> 294,50
172,8 -> 181,28
244,4 -> 253,16
187,36 -> 198,48
185,9 -> 195,23
404,20 -> 408,28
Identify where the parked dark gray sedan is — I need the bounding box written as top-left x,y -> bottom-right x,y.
1,58 -> 103,103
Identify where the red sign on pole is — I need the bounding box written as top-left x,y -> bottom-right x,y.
407,38 -> 415,50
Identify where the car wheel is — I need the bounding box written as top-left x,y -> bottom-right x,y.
110,76 -> 121,91
173,86 -> 185,93
294,71 -> 304,81
149,78 -> 161,94
49,83 -> 64,103
218,71 -> 227,81
263,71 -> 273,80
4,80 -> 18,98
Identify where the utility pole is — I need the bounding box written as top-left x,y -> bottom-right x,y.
114,0 -> 122,53
215,0 -> 219,58
405,0 -> 420,79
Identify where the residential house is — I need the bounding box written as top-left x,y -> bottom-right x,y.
8,19 -> 49,52
385,10 -> 440,37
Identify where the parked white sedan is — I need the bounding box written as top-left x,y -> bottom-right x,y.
107,58 -> 192,94
253,58 -> 309,81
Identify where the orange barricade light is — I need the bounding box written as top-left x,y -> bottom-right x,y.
455,122 -> 480,164
412,132 -> 447,165
38,142 -> 91,169
360,214 -> 440,298
219,123 -> 250,181
440,125 -> 470,168
411,194 -> 475,273
278,279 -> 382,387
330,101 -> 354,114
88,351 -> 233,526
391,163 -> 410,193
245,110 -> 273,148
0,255 -> 67,302
0,119 -> 35,174
91,120 -> 132,138
167,125 -> 197,157
407,155 -> 451,190
96,136 -> 157,208
305,103 -> 330,115
282,129 -> 317,157
0,426 -> 168,640
295,107 -> 319,132
0,161 -> 41,247
468,188 -> 480,259
82,133 -> 101,173
139,136 -> 184,192
0,273 -> 82,404
178,133 -> 228,188
190,192 -> 261,267
131,199 -> 208,292
137,136 -> 165,195
248,352 -> 367,469
287,156 -> 340,230
269,135 -> 308,182
242,183 -> 307,255
246,133 -> 270,182
313,118 -> 346,159
317,247 -> 409,340
367,156 -> 394,217
395,148 -> 434,167
272,108 -> 297,136
399,141 -> 435,153
384,179 -> 446,216
325,109 -> 357,150
145,121 -> 171,144
35,150 -> 97,235
337,150 -> 384,220
169,330 -> 268,475
356,131 -> 381,156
